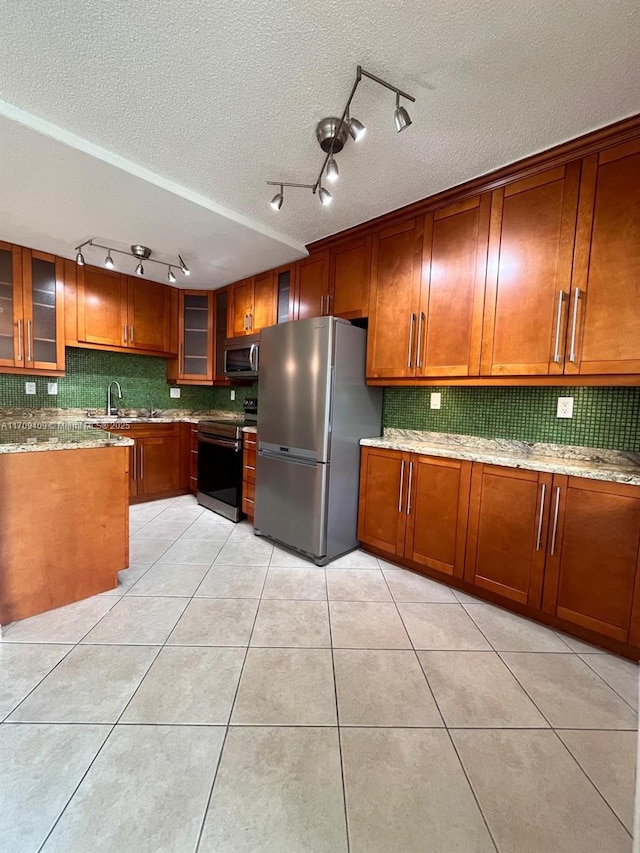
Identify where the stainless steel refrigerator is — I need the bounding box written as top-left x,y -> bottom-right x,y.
254,316 -> 382,565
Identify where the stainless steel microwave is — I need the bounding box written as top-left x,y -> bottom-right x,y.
223,334 -> 260,378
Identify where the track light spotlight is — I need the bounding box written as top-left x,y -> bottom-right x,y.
394,93 -> 412,132
167,267 -> 177,283
75,251 -> 85,266
135,262 -> 144,276
270,184 -> 284,210
178,255 -> 191,276
347,112 -> 366,142
318,185 -> 333,206
104,251 -> 114,270
326,156 -> 339,182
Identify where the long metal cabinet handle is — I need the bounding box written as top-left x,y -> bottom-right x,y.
130,325 -> 134,343
550,486 -> 561,555
140,445 -> 144,480
17,319 -> 23,361
553,291 -> 565,363
535,484 -> 547,550
123,324 -> 128,344
26,320 -> 32,362
416,312 -> 425,369
407,313 -> 416,368
132,445 -> 137,481
249,313 -> 252,330
398,460 -> 405,513
406,462 -> 414,515
569,288 -> 581,362
326,293 -> 331,315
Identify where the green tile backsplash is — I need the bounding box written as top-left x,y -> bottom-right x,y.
0,348 -> 255,412
383,386 -> 640,451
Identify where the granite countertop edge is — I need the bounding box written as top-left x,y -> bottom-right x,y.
360,430 -> 640,486
0,432 -> 134,454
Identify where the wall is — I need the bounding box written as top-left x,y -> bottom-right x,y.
0,348 -> 255,412
383,386 -> 640,452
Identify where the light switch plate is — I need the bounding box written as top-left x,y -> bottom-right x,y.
25,381 -> 36,395
557,396 -> 574,418
430,392 -> 442,410
230,390 -> 236,401
170,387 -> 181,399
47,382 -> 58,395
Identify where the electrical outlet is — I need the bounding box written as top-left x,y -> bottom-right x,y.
47,382 -> 58,395
430,392 -> 442,410
25,381 -> 36,395
170,387 -> 181,399
557,396 -> 574,419
230,390 -> 236,401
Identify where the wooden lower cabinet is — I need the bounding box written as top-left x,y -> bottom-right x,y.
357,447 -> 471,576
242,432 -> 257,519
358,447 -> 640,658
542,476 -> 640,644
107,423 -> 189,503
188,424 -> 198,494
464,465 -> 552,606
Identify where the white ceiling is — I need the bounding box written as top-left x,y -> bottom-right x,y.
1,0 -> 639,288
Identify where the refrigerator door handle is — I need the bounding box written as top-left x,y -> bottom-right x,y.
258,448 -> 318,467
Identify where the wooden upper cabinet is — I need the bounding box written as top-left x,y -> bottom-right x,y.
357,447 -> 408,558
464,464 -> 552,607
367,218 -> 424,378
0,242 -> 65,374
419,196 -> 490,377
77,266 -> 128,347
542,476 -> 640,643
566,140 -> 640,375
127,276 -> 173,353
168,290 -> 214,385
295,251 -> 329,320
253,269 -> 277,332
227,277 -> 253,338
480,163 -> 581,376
404,454 -> 471,577
328,235 -> 371,319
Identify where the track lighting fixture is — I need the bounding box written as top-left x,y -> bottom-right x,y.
266,65 -> 415,211
326,156 -> 339,183
394,93 -> 412,132
318,185 -> 333,206
270,185 -> 284,210
73,239 -> 190,281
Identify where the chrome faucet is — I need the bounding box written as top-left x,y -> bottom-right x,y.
107,381 -> 122,417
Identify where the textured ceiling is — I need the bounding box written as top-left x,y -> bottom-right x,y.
1,0 -> 639,285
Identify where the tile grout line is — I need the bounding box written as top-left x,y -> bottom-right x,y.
577,653 -> 639,713
327,581 -> 352,853
193,546 -> 270,853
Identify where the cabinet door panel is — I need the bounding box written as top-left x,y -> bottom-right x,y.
139,436 -> 181,496
567,140 -> 640,374
295,252 -> 328,320
357,447 -> 408,558
481,164 -> 580,375
0,242 -> 23,367
22,250 -> 65,370
405,455 -> 471,577
177,291 -> 213,383
127,277 -> 172,352
227,279 -> 253,338
253,269 -> 277,332
420,196 -> 490,376
367,218 -> 424,378
465,464 -> 551,606
329,235 -> 371,319
542,476 -> 640,642
78,266 -> 128,347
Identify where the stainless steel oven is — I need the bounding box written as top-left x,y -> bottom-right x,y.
197,420 -> 244,521
223,334 -> 260,378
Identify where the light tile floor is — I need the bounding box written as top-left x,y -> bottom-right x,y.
1,494 -> 637,852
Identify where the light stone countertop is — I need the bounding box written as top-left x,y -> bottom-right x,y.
360,429 -> 640,486
0,425 -> 134,454
242,426 -> 258,434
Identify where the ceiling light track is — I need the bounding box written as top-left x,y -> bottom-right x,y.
73,238 -> 190,280
266,65 -> 416,211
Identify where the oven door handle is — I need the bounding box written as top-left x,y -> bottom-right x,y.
198,435 -> 241,451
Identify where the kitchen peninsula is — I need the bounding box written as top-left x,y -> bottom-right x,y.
0,426 -> 132,623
